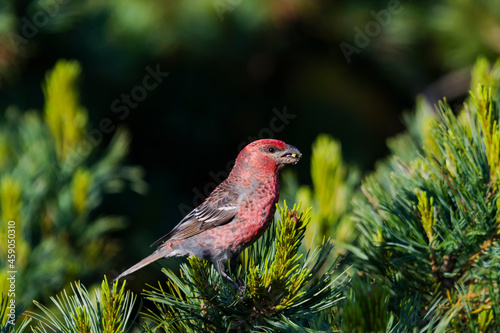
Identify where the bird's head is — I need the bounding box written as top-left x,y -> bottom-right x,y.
234,139 -> 302,176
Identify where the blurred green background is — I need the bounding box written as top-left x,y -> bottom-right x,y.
1,0 -> 500,302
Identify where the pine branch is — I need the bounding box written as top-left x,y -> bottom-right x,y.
351,57 -> 500,331
26,276 -> 138,333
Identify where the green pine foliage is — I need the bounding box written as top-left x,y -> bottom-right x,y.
141,202 -> 348,332
342,278 -> 391,333
353,57 -> 500,331
286,135 -> 360,256
0,60 -> 146,304
27,276 -> 138,333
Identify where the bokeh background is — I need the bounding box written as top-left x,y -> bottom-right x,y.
1,0 -> 500,303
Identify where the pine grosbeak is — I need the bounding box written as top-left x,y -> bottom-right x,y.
115,139 -> 301,286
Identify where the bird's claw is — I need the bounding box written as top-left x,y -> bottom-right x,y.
234,280 -> 246,296
226,277 -> 245,296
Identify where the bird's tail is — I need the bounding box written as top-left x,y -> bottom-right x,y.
113,249 -> 168,282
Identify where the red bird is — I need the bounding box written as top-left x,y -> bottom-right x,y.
114,139 -> 301,286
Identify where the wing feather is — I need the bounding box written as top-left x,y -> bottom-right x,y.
150,184 -> 239,247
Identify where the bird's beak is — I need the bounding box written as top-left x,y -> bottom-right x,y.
280,145 -> 302,165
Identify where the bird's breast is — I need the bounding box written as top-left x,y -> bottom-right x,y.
185,177 -> 280,261
229,178 -> 279,246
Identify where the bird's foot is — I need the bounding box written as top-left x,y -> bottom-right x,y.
234,280 -> 246,296
220,270 -> 245,295
215,260 -> 246,296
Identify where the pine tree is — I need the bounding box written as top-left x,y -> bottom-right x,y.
352,57 -> 500,331
0,60 -> 146,305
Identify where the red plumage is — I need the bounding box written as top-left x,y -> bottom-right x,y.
114,139 -> 301,285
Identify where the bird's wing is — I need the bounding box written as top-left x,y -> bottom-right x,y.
150,187 -> 239,247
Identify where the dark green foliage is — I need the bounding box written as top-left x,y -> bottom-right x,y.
342,278 -> 390,333
353,57 -> 500,331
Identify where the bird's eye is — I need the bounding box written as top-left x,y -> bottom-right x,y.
268,147 -> 275,153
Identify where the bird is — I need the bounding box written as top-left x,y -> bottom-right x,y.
114,139 -> 302,286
